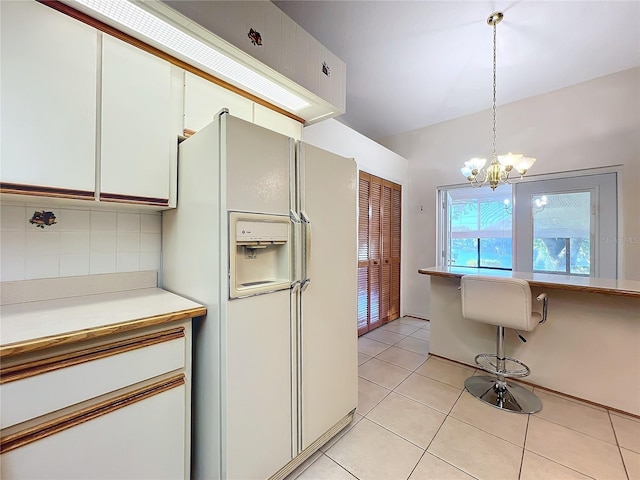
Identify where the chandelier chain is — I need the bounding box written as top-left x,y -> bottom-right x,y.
492,21 -> 497,162
460,11 -> 537,190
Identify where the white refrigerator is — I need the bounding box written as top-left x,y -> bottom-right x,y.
162,111 -> 358,480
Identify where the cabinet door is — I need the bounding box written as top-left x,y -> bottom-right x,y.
0,1 -> 97,195
100,36 -> 172,204
1,380 -> 187,480
184,73 -> 253,132
253,104 -> 303,140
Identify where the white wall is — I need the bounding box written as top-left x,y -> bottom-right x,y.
0,201 -> 162,282
303,119 -> 412,315
304,119 -> 408,185
381,67 -> 640,319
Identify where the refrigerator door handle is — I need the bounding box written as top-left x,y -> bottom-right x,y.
291,210 -> 302,283
301,278 -> 311,292
300,211 -> 312,287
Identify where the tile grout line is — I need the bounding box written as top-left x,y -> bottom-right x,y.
371,349 -> 430,372
322,453 -> 362,480
525,416 -> 612,480
418,387 -> 482,479
355,318 -> 625,480
519,449 -> 600,480
386,363 -> 471,480
607,409 -> 631,480
357,378 -> 393,417
531,412 -> 622,447
363,414 -> 429,452
517,413 -> 531,479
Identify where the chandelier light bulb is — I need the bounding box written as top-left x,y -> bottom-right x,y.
461,166 -> 474,178
497,152 -> 522,169
516,157 -> 537,175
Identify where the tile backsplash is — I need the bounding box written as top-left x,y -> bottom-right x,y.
0,202 -> 162,282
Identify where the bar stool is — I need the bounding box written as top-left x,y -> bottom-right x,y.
460,275 -> 548,414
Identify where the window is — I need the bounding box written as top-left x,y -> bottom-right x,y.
514,172 -> 617,278
531,191 -> 592,275
445,184 -> 512,270
439,171 -> 618,277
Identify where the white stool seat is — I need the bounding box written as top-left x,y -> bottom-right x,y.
461,276 -> 541,331
460,275 -> 548,414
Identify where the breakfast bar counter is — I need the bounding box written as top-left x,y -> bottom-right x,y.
418,267 -> 640,416
418,266 -> 640,298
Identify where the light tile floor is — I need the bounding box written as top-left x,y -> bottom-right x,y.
287,316 -> 640,480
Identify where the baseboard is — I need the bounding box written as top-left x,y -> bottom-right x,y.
431,353 -> 640,420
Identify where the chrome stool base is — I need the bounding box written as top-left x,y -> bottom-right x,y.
464,375 -> 542,414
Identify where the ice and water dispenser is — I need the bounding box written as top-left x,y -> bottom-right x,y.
229,212 -> 291,299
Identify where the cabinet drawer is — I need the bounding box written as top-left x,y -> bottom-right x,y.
0,328 -> 185,429
1,376 -> 186,479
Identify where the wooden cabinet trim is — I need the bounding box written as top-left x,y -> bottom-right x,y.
0,374 -> 185,454
0,182 -> 94,200
99,192 -> 169,206
0,327 -> 184,385
0,306 -> 205,359
38,1 -> 304,125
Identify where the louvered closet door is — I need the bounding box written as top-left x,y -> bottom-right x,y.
389,184 -> 402,320
368,176 -> 383,331
381,182 -> 392,323
357,173 -> 370,335
357,172 -> 402,335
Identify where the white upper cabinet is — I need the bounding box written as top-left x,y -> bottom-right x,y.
306,36 -> 321,95
184,72 -> 302,140
0,0 -> 97,195
100,36 -> 175,204
253,104 -> 303,141
279,13 -> 297,82
184,73 -> 253,132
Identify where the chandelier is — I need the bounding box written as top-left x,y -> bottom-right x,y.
460,12 -> 536,190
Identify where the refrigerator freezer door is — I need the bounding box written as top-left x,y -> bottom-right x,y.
225,115 -> 294,215
298,143 -> 358,450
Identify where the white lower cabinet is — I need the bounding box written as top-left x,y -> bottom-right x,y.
0,322 -> 192,479
2,384 -> 186,480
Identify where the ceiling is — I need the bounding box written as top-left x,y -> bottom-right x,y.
272,0 -> 640,141
160,1 -> 640,142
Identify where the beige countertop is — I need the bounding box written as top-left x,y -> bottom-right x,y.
0,273 -> 206,358
418,266 -> 640,298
